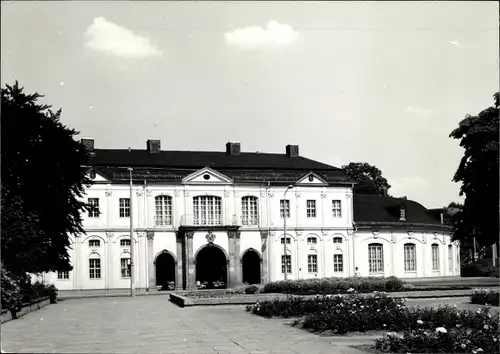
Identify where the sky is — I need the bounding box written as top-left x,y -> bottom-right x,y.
1,1 -> 499,208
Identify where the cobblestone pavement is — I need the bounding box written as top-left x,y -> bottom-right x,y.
0,296 -> 366,354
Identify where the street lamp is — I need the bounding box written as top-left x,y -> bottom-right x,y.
283,185 -> 294,280
128,167 -> 135,297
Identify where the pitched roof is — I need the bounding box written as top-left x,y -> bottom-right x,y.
90,149 -> 352,184
353,194 -> 450,229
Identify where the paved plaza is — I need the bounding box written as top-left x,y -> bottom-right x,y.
1,295 -> 366,354
1,295 -> 497,354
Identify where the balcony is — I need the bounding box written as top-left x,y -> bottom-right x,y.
154,216 -> 173,227
241,215 -> 259,226
180,214 -> 237,227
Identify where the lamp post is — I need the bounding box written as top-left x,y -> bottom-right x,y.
128,167 -> 135,297
283,185 -> 294,280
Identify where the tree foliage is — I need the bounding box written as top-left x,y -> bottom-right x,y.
1,81 -> 91,275
449,92 -> 499,247
341,162 -> 391,196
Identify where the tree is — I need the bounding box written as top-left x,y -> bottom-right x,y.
449,92 -> 499,248
1,81 -> 91,276
341,162 -> 391,195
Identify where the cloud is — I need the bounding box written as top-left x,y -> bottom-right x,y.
449,40 -> 462,47
84,17 -> 161,59
405,106 -> 435,119
390,176 -> 431,204
224,20 -> 298,49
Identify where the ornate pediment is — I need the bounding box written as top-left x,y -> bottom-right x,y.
295,171 -> 328,186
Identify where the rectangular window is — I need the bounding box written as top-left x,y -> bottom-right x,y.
242,196 -> 259,225
432,244 -> 440,271
306,200 -> 316,218
193,196 -> 222,226
280,237 -> 291,244
307,237 -> 317,245
88,198 -> 100,217
281,255 -> 291,274
368,244 -> 384,273
119,198 -> 130,218
404,244 -> 417,271
307,255 -> 318,273
155,196 -> 172,225
121,258 -> 130,278
448,245 -> 453,271
333,254 -> 343,272
120,239 -> 131,247
57,270 -> 69,280
332,200 -> 342,217
89,240 -> 100,247
89,259 -> 101,279
280,199 -> 291,218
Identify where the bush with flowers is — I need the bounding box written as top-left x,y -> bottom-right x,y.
470,288 -> 499,306
262,276 -> 404,295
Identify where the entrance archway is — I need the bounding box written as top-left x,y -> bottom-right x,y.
155,251 -> 176,290
242,249 -> 261,284
196,245 -> 227,289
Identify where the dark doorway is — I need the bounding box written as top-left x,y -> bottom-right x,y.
242,250 -> 261,284
196,246 -> 227,289
155,252 -> 176,290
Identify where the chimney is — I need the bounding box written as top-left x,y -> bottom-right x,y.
226,142 -> 241,155
81,138 -> 94,151
147,139 -> 161,153
286,145 -> 299,157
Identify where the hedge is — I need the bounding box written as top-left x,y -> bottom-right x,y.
262,276 -> 404,295
470,289 -> 499,306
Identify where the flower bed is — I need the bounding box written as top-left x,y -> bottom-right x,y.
470,289 -> 499,306
246,292 -> 500,353
262,276 -> 404,295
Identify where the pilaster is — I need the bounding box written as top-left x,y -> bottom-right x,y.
260,231 -> 269,283
147,231 -> 155,289
175,232 -> 183,290
228,231 -> 242,287
186,232 -> 196,290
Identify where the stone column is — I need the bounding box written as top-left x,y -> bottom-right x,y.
186,232 -> 196,290
175,232 -> 183,290
228,230 -> 242,287
147,231 -> 155,290
260,231 -> 269,283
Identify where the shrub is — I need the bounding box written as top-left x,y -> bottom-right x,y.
245,285 -> 259,294
262,276 -> 404,295
22,281 -> 59,304
461,262 -> 499,277
375,326 -> 500,354
470,289 -> 499,306
1,267 -> 22,312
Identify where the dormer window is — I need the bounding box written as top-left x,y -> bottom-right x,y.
400,205 -> 406,221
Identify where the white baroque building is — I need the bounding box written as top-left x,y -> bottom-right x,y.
38,140 -> 460,293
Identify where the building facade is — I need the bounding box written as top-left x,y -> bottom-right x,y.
38,140 -> 459,293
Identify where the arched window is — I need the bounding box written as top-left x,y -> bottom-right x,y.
155,195 -> 173,226
307,236 -> 317,245
368,243 -> 384,273
89,252 -> 101,279
242,196 -> 259,225
89,239 -> 101,248
280,237 -> 292,244
431,244 -> 439,271
333,237 -> 343,244
448,244 -> 453,271
193,196 -> 222,226
404,243 -> 416,271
